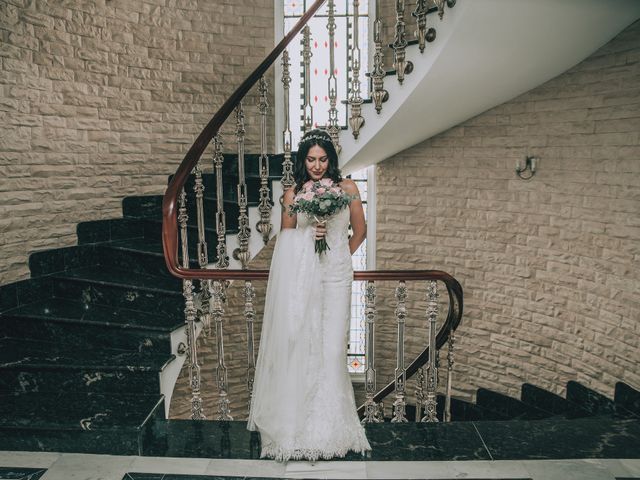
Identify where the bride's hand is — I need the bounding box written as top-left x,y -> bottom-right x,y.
314,222 -> 327,240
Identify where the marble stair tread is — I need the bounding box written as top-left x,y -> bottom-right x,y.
474,415 -> 640,460
1,297 -> 181,331
616,382 -> 640,416
0,337 -> 173,372
475,388 -> 552,420
566,380 -> 636,418
520,383 -> 577,416
0,391 -> 164,430
52,265 -> 182,295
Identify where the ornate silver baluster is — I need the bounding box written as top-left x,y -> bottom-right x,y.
444,329 -> 455,422
371,0 -> 387,114
392,281 -> 408,422
421,280 -> 439,422
413,0 -> 428,53
179,189 -> 205,420
213,134 -> 230,269
348,0 -> 364,139
233,102 -> 251,269
326,0 -> 341,152
212,279 -> 233,420
302,26 -> 314,133
281,50 -> 294,191
193,163 -> 212,334
362,281 -> 381,423
244,281 -> 257,414
415,366 -> 425,422
392,0 -> 409,85
256,76 -> 272,245
435,0 -> 454,20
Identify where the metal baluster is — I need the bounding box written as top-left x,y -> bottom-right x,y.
233,102 -> 251,269
179,189 -> 205,420
435,0 -> 455,20
392,0 -> 409,84
256,76 -> 272,245
413,0 -> 428,53
212,279 -> 233,420
281,50 -> 295,191
193,163 -> 212,335
371,0 -> 388,114
415,366 -> 425,422
362,281 -> 381,423
244,280 -> 257,415
326,0 -> 341,152
421,280 -> 439,422
391,281 -> 408,422
348,0 -> 364,139
444,329 -> 455,422
213,135 -> 230,269
302,26 -> 314,133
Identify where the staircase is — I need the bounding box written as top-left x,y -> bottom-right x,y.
1,0 -> 640,465
0,155 -> 284,455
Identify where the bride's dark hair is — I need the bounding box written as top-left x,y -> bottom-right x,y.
293,129 -> 343,193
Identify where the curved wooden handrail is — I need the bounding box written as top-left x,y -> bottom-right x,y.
162,0 -> 326,279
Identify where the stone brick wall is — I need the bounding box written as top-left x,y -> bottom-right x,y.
1,0 -> 275,285
375,20 -> 640,402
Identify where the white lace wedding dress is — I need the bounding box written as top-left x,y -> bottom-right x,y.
247,206 -> 371,462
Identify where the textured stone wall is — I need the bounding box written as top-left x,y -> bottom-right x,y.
374,20 -> 640,402
0,0 -> 275,285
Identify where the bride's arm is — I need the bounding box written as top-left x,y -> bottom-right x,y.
281,187 -> 297,230
342,179 -> 366,255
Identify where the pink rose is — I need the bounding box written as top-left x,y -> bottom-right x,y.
316,187 -> 326,195
302,191 -> 314,201
320,178 -> 333,186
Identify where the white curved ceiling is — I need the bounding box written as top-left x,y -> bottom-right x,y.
339,0 -> 640,174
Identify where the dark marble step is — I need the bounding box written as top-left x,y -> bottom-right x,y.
122,194 -> 247,236
520,383 -> 591,419
0,467 -> 47,479
0,298 -> 178,353
52,266 -> 183,319
95,239 -> 199,279
179,173 -> 281,205
139,217 -> 229,262
615,382 -> 640,417
0,337 -> 171,395
475,388 -> 552,420
77,218 -> 145,245
565,380 -> 629,418
0,392 -> 164,455
200,153 -> 285,179
474,415 -> 640,460
0,276 -> 53,314
28,244 -> 99,278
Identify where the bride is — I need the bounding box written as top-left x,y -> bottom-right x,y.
247,129 -> 372,462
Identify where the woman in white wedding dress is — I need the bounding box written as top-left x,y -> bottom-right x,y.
247,129 -> 371,462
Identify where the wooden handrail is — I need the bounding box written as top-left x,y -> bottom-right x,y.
162,0 -> 326,279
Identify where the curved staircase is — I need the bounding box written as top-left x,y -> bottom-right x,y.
1,0 -> 640,466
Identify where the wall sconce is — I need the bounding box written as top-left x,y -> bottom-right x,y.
515,155 -> 538,180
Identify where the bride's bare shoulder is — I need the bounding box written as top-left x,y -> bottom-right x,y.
339,178 -> 359,196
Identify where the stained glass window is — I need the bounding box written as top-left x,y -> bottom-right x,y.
284,1 -> 370,149
283,1 -> 370,375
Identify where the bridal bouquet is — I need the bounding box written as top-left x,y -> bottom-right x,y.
289,178 -> 354,255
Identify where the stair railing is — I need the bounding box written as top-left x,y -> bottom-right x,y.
162,0 -> 460,421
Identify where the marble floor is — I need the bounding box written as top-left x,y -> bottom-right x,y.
1,451 -> 639,480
